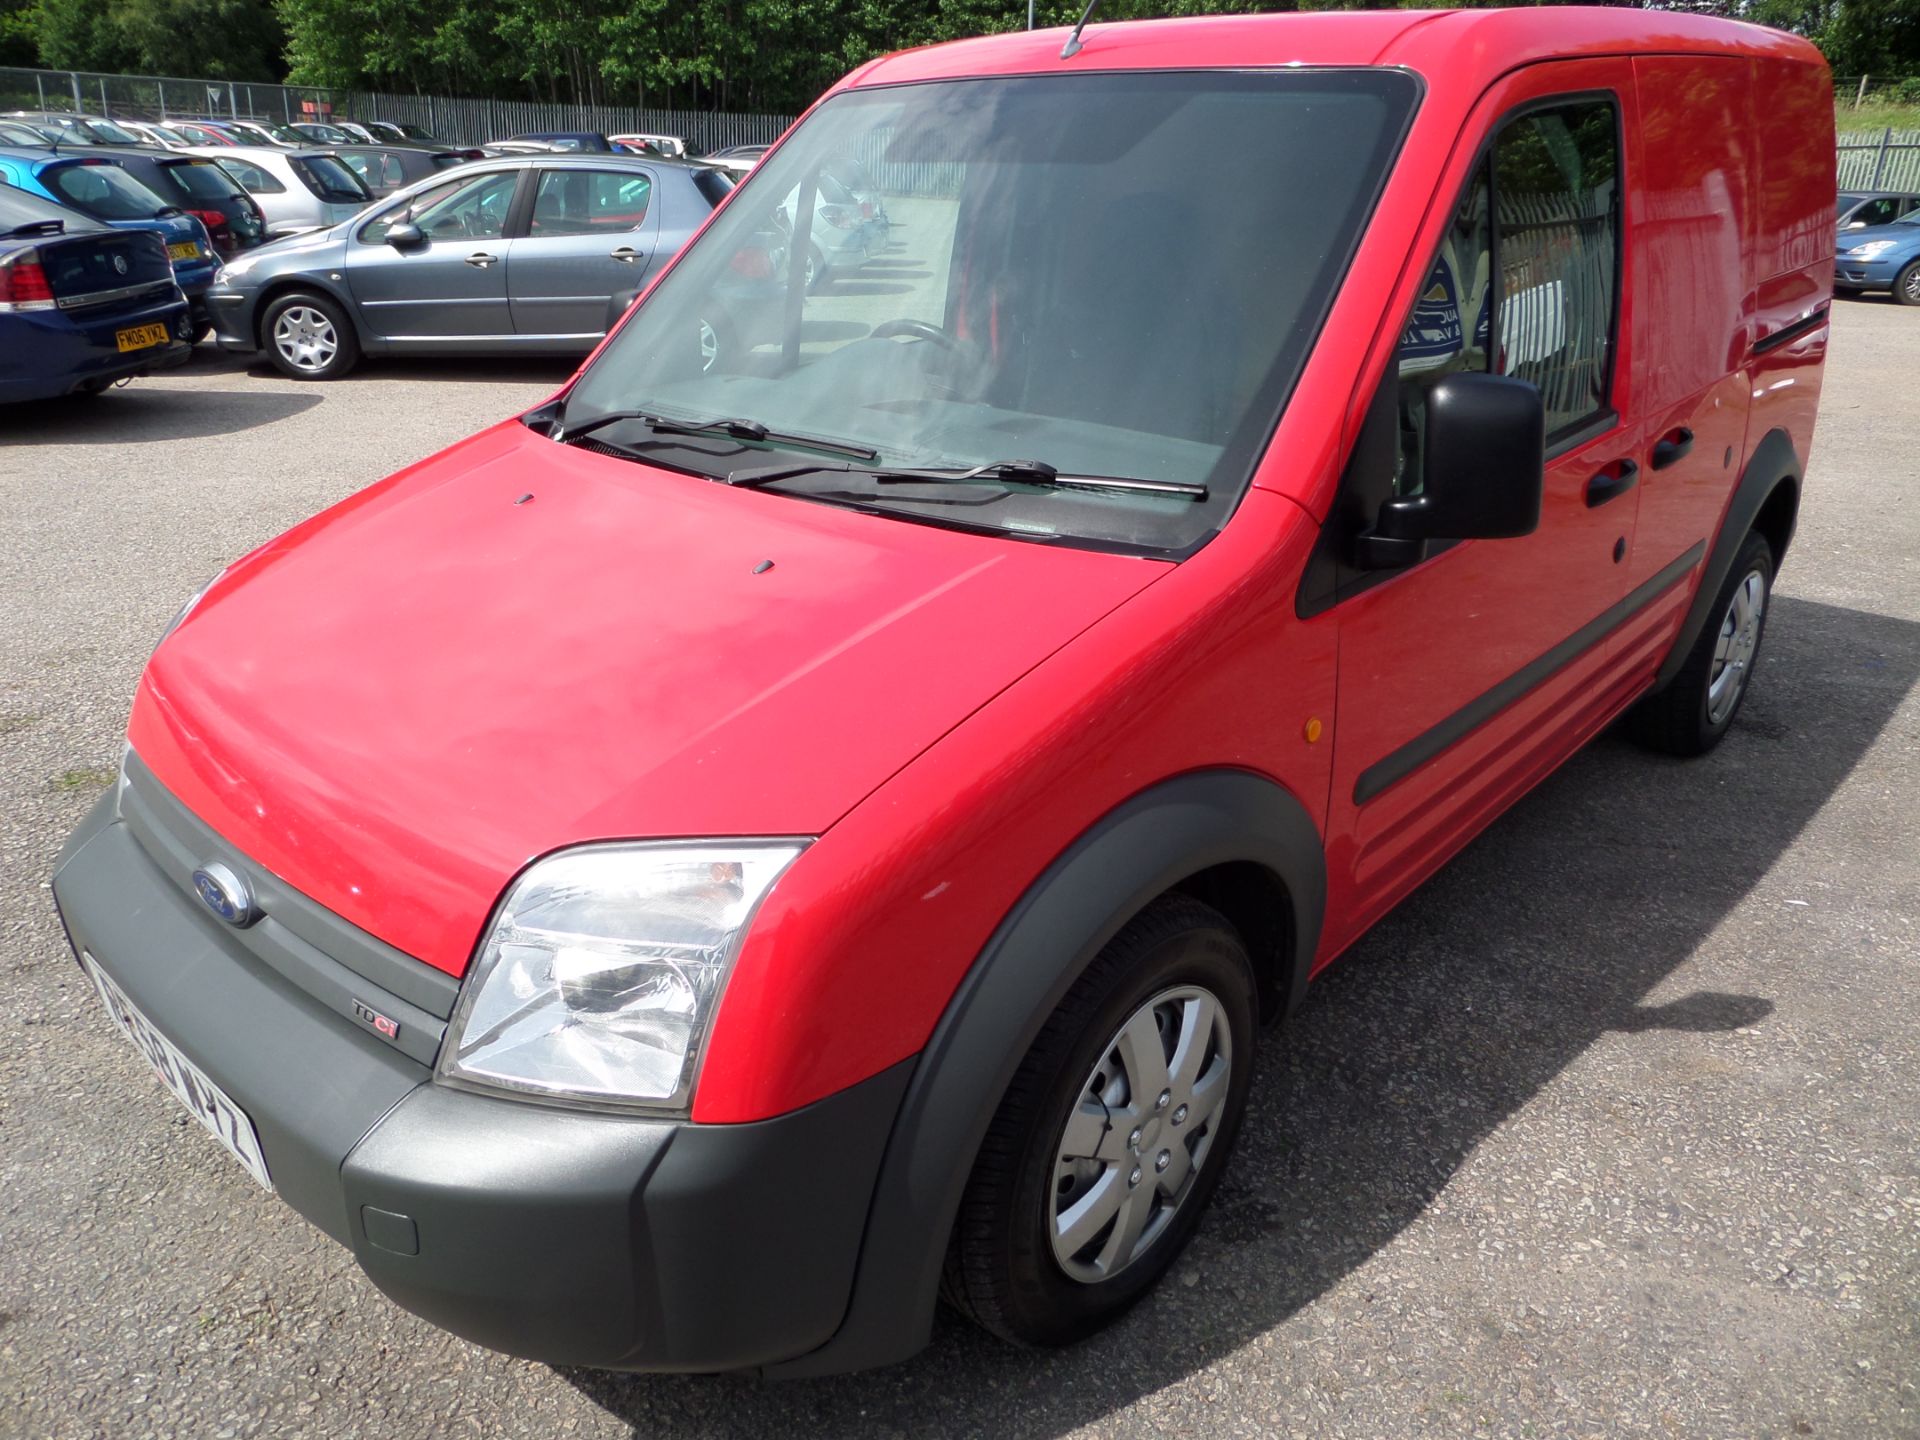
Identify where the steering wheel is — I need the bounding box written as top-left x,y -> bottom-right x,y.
871,318 -> 962,351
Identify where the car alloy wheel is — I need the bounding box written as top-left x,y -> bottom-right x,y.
1901,262 -> 1920,306
1706,567 -> 1766,726
1049,984 -> 1232,1283
273,305 -> 339,373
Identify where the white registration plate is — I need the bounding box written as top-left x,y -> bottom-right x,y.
81,952 -> 274,1191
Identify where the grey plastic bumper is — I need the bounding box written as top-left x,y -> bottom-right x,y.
52,791 -> 913,1372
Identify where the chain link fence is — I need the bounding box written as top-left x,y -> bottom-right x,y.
0,66 -> 794,152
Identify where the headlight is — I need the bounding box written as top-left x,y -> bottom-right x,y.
1845,240 -> 1896,259
437,841 -> 807,1112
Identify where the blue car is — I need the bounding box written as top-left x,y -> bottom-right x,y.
1835,209 -> 1920,306
0,146 -> 219,334
0,184 -> 194,403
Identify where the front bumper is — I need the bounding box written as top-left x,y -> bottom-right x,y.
208,287 -> 262,353
1835,258 -> 1900,291
52,771 -> 911,1372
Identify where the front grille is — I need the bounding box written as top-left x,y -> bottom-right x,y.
117,751 -> 458,1066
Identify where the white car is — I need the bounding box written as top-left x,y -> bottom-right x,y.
183,144 -> 375,238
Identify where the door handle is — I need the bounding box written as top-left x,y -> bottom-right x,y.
609,246 -> 642,264
1651,427 -> 1695,470
1584,458 -> 1639,508
464,251 -> 497,268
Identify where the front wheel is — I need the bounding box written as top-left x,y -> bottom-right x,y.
261,291 -> 360,380
1627,530 -> 1773,756
942,895 -> 1256,1347
1894,260 -> 1920,307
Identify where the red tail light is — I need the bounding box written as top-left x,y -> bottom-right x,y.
730,245 -> 775,280
188,208 -> 231,238
0,250 -> 56,312
819,204 -> 858,231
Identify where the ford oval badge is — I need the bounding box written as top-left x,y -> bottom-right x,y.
192,861 -> 257,928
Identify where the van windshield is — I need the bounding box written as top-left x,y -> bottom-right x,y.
562,69 -> 1417,553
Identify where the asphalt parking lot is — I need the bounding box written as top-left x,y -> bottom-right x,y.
2,297 -> 1916,1440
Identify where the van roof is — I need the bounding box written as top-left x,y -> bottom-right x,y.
848,7 -> 1825,90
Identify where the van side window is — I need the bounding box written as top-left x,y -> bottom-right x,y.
1393,97 -> 1620,492
1493,101 -> 1620,439
1394,159 -> 1493,495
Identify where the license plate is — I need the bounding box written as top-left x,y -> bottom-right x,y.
115,322 -> 169,353
80,953 -> 274,1191
167,241 -> 200,261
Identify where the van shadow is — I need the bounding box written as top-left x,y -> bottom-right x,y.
564,594 -> 1918,1438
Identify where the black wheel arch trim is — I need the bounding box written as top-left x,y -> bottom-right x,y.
1649,426 -> 1801,693
763,768 -> 1326,1377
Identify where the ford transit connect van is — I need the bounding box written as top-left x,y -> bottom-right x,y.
53,8 -> 1833,1377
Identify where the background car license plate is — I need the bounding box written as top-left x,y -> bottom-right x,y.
80,953 -> 274,1191
166,241 -> 199,261
115,322 -> 168,353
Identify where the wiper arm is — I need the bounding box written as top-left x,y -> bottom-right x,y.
725,457 -> 1208,500
555,408 -> 877,461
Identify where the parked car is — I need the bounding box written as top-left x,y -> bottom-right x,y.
1834,209 -> 1920,303
166,120 -> 238,147
330,143 -> 472,198
0,119 -> 52,146
706,142 -> 769,165
776,169 -> 882,289
184,144 -> 374,238
117,120 -> 200,150
289,121 -> 360,146
54,145 -> 265,258
368,120 -> 452,146
54,8 -> 1831,1380
484,131 -> 614,155
1836,189 -> 1920,232
207,153 -> 732,378
0,182 -> 194,400
2,111 -> 145,147
0,148 -> 218,333
609,132 -> 691,158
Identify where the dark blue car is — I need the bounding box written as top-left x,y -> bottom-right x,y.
0,146 -> 219,335
0,184 -> 194,403
1836,209 -> 1920,305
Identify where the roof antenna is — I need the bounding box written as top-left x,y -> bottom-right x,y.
1060,0 -> 1102,58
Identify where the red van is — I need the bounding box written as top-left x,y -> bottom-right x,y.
54,9 -> 1833,1376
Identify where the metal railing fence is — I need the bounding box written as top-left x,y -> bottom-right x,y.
1837,128 -> 1920,192
0,66 -> 794,152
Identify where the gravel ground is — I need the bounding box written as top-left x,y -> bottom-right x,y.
1,299 -> 1916,1440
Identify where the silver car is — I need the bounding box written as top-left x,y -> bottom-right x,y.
206,153 -> 735,379
183,144 -> 374,238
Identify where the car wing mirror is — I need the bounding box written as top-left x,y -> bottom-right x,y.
1356,372 -> 1545,570
385,220 -> 424,248
1844,220 -> 1867,230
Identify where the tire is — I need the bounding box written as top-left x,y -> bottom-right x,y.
942,895 -> 1257,1348
260,291 -> 360,380
1894,261 -> 1920,307
188,320 -> 213,345
1626,530 -> 1773,757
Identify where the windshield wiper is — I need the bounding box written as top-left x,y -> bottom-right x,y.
555,408 -> 877,461
725,457 -> 1208,500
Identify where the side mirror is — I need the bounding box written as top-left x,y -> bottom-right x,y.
1845,220 -> 1867,230
1357,372 -> 1544,569
385,221 -> 424,248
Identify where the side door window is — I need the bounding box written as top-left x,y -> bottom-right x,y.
1851,197 -> 1900,227
1394,98 -> 1619,492
529,170 -> 652,236
359,172 -> 516,244
218,159 -> 285,195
